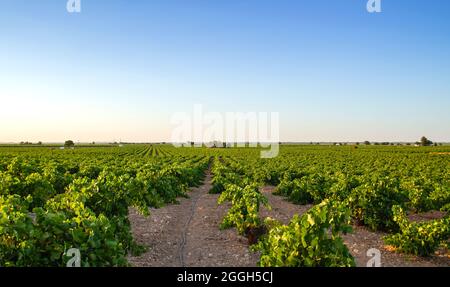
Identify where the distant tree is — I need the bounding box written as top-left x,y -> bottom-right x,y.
420,136 -> 433,146
64,140 -> 75,148
439,143 -> 443,146
374,142 -> 380,145
420,136 -> 427,146
37,141 -> 42,145
92,141 -> 96,145
223,142 -> 227,148
364,141 -> 371,145
406,143 -> 411,146
355,142 -> 360,145
434,142 -> 438,147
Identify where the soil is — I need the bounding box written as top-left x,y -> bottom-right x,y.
127,170 -> 259,267
407,210 -> 447,222
260,186 -> 449,267
128,172 -> 450,267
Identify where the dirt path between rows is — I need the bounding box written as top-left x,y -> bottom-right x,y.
260,186 -> 450,267
128,173 -> 449,267
127,169 -> 259,267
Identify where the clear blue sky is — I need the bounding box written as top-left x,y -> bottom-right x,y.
1,0 -> 449,142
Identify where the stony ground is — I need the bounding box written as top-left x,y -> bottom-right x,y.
127,170 -> 259,267
128,171 -> 450,267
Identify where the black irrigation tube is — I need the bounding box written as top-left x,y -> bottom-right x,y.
178,190 -> 203,267
178,160 -> 213,267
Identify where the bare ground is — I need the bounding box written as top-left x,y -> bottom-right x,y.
127,177 -> 449,267
260,186 -> 450,267
127,170 -> 259,267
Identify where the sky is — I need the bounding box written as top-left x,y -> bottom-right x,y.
0,0 -> 449,143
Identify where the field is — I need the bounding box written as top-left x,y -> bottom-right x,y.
0,144 -> 449,267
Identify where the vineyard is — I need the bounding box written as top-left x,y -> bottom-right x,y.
0,144 -> 449,267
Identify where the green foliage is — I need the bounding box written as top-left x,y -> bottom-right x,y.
0,193 -> 129,267
209,158 -> 239,194
218,183 -> 269,234
253,199 -> 355,267
276,173 -> 331,205
347,176 -> 408,231
384,205 -> 450,256
420,136 -> 433,147
277,177 -> 313,204
64,140 -> 75,148
0,145 -> 210,266
1,144 -> 449,266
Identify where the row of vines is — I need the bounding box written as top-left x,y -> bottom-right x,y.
0,145 -> 209,266
209,146 -> 450,266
